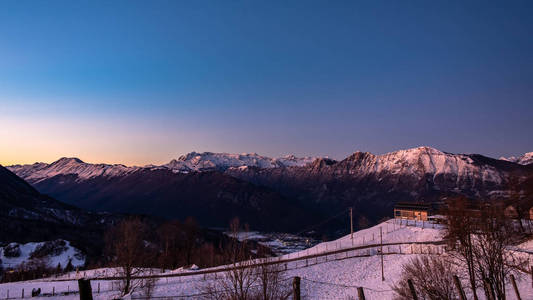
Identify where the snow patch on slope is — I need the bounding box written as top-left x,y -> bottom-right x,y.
0,240 -> 84,270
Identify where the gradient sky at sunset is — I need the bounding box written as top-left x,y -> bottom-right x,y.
1,1 -> 532,166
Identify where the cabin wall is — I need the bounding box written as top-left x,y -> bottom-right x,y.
394,209 -> 428,221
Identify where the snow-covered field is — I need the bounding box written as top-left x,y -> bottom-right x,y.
1,219 -> 533,299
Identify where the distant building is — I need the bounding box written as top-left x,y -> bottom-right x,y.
394,202 -> 431,221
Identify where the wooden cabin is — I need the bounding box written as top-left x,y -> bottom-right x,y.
394,202 -> 431,221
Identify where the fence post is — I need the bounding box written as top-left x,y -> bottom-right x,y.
52,286 -> 55,296
21,288 -> 24,299
510,274 -> 521,300
292,277 -> 301,300
380,227 -> 384,281
78,278 -> 93,300
407,279 -> 418,300
453,275 -> 466,300
357,287 -> 366,300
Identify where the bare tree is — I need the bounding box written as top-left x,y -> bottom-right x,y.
200,217 -> 291,300
184,216 -> 199,266
255,258 -> 291,300
393,255 -> 458,300
157,220 -> 183,270
506,177 -> 528,233
139,276 -> 157,299
444,197 -> 527,300
443,196 -> 479,300
472,204 -> 525,300
105,217 -> 152,295
215,218 -> 258,300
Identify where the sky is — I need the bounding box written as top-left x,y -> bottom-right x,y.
1,1 -> 532,166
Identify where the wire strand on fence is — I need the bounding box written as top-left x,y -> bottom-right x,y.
129,277 -> 294,299
300,277 -> 392,293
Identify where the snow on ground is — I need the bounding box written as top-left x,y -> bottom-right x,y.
2,220 -> 533,299
281,219 -> 444,260
0,240 -> 84,270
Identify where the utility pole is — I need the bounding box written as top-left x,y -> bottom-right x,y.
349,207 -> 354,240
380,227 -> 384,281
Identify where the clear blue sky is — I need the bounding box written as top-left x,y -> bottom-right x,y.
1,0 -> 532,165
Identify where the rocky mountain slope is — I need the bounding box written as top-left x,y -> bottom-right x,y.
24,169 -> 316,232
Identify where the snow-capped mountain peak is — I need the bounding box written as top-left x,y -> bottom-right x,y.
374,146 -> 476,174
501,152 -> 533,165
329,146 -> 504,186
54,157 -> 84,164
164,152 -> 317,171
7,157 -> 140,183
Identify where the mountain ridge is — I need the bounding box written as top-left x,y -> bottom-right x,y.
501,152 -> 533,166
7,147 -> 532,184
8,146 -> 533,234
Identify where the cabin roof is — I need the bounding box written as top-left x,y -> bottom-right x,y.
394,202 -> 431,211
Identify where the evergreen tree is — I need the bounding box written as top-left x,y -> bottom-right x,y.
64,259 -> 74,273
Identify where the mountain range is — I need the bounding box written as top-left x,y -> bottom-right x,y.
7,152 -> 319,183
6,147 -> 533,234
8,148 -> 532,184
